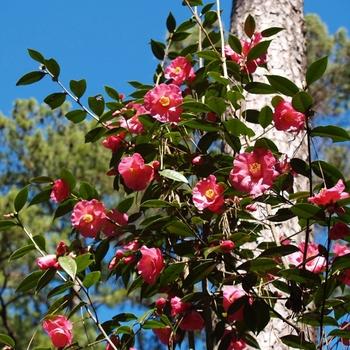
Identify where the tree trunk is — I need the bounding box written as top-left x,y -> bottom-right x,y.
228,1 -> 316,349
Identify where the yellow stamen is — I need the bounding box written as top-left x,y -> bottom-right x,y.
159,96 -> 170,106
174,66 -> 182,74
205,189 -> 215,200
249,162 -> 261,175
83,214 -> 93,223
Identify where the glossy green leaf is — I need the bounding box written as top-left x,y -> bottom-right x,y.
207,71 -> 231,86
237,257 -> 278,272
311,160 -> 345,183
60,168 -> 76,191
104,85 -> 120,100
142,320 -> 166,329
116,196 -> 134,214
16,71 -> 46,85
32,235 -> 46,251
228,34 -> 242,54
28,188 -> 51,207
290,158 -> 310,177
180,101 -> 211,113
164,220 -> 195,237
14,185 -> 29,212
266,75 -> 299,97
224,118 -> 255,137
158,169 -> 188,183
27,48 -> 45,63
245,82 -> 277,94
160,263 -> 186,287
195,50 -> 221,61
53,199 -> 76,221
258,105 -> 273,128
141,200 -> 169,208
15,270 -> 45,293
306,56 -> 328,86
44,58 -> 60,78
261,27 -> 284,37
244,14 -> 256,38
0,334 -> 15,348
206,95 -> 227,115
47,281 -> 75,298
331,253 -> 350,271
150,39 -> 165,60
83,271 -> 101,289
203,11 -> 218,27
184,262 -> 216,287
279,268 -> 321,285
311,125 -> 350,142
259,244 -> 299,257
181,119 -> 220,132
182,0 -> 203,6
0,220 -> 17,231
88,94 -> 105,116
166,12 -> 176,33
267,208 -> 296,222
172,31 -> 191,42
30,176 -> 54,184
280,335 -> 316,350
58,256 -> 77,280
47,294 -> 73,315
226,90 -> 245,109
70,79 -> 87,99
113,312 -> 138,323
247,40 -> 271,62
9,244 -> 35,260
292,91 -> 314,113
75,253 -> 93,272
84,126 -> 106,143
290,203 -> 326,221
79,181 -> 99,200
244,299 -> 270,333
44,92 -> 67,109
36,267 -> 57,293
328,329 -> 350,339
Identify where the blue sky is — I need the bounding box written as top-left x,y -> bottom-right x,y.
0,0 -> 350,117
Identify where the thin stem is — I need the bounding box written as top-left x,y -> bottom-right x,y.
216,0 -> 229,86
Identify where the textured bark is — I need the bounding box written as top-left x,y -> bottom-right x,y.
228,1 -> 316,349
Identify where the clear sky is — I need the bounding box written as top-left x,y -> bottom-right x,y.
0,0 -> 349,117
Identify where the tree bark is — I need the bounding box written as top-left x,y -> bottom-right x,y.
228,1 -> 316,349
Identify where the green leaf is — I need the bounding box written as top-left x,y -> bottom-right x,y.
85,126 -> 106,143
9,244 -> 35,260
244,15 -> 256,38
207,71 -> 231,86
267,208 -> 296,222
113,313 -> 138,322
53,199 -> 76,221
184,262 -> 216,287
180,101 -> 211,113
142,320 -> 166,329
258,105 -> 273,128
280,335 -> 316,350
27,48 -> 45,63
261,27 -> 284,37
329,329 -> 350,339
306,56 -> 328,86
60,168 -> 76,191
195,50 -> 221,61
279,268 -> 321,285
44,58 -> 60,78
311,160 -> 345,184
150,39 -> 165,60
266,75 -> 299,97
70,79 -> 87,99
16,71 -> 46,85
0,334 -> 15,348
104,85 -> 120,100
15,270 -> 45,293
141,200 -> 169,208
182,0 -> 203,5
259,245 -> 299,257
58,256 -> 77,280
237,257 -> 278,272
44,92 -> 67,109
290,203 -> 326,221
160,263 -> 186,287
83,271 -> 101,289
47,281 -> 75,298
88,94 -> 105,116
290,158 -> 310,178
30,176 -> 54,184
223,118 -> 255,138
14,185 -> 29,212
166,12 -> 176,33
164,220 -> 195,237
311,125 -> 350,143
33,235 -> 46,251
331,253 -> 350,271
292,91 -> 314,113
36,267 -> 57,293
245,82 -> 277,94
75,253 -> 93,272
206,95 -> 228,115
228,34 -> 242,54
158,169 -> 188,183
181,119 -> 220,132
0,220 -> 17,231
116,197 -> 134,213
28,188 -> 51,207
244,299 -> 270,333
247,40 -> 271,62
79,181 -> 99,200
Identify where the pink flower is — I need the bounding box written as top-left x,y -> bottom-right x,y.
288,242 -> 327,274
155,298 -> 167,310
153,326 -> 175,345
329,222 -> 350,240
50,179 -> 70,203
170,296 -> 191,316
221,329 -> 247,350
102,209 -> 128,237
56,241 -> 67,256
180,311 -> 205,331
137,246 -> 164,284
220,240 -> 234,253
273,101 -> 306,133
223,286 -> 249,323
192,174 -> 225,213
120,102 -> 147,134
102,132 -> 125,153
43,315 -> 73,348
333,243 -> 350,257
192,155 -> 204,165
71,199 -> 107,238
308,179 -> 349,212
143,83 -> 183,123
37,254 -> 60,270
106,335 -> 119,350
164,56 -> 196,86
230,148 -> 279,196
123,240 -> 140,251
118,153 -> 154,191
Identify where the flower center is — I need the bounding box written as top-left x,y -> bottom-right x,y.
205,189 -> 215,200
159,96 -> 170,106
174,66 -> 182,74
249,162 -> 261,177
83,213 -> 93,223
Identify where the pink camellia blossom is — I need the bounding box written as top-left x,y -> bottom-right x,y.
180,311 -> 205,331
288,242 -> 327,274
43,315 -> 73,348
37,254 -> 60,270
50,179 -> 70,203
230,148 -> 280,196
123,240 -> 140,251
221,329 -> 247,350
143,83 -> 183,123
223,286 -> 249,323
102,209 -> 128,237
329,222 -> 350,240
155,297 -> 167,311
192,174 -> 225,213
118,153 -> 154,191
153,326 -> 177,345
333,243 -> 350,257
137,246 -> 164,284
71,199 -> 107,238
120,102 -> 147,134
56,241 -> 67,256
102,132 -> 125,153
106,335 -> 119,350
220,240 -> 234,253
170,296 -> 191,316
273,100 -> 306,133
192,155 -> 204,165
308,179 -> 349,213
224,32 -> 267,74
164,56 -> 196,86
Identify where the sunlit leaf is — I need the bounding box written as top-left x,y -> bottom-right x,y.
311,125 -> 350,142
83,271 -> 101,289
58,256 -> 77,280
158,169 -> 188,183
266,75 -> 299,97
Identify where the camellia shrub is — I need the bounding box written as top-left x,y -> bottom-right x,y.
2,1 -> 350,349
